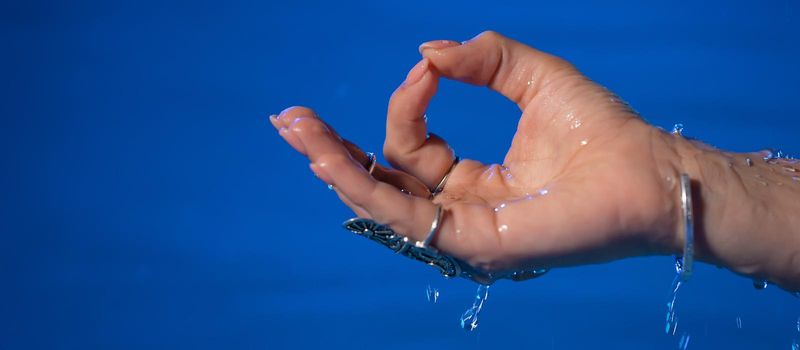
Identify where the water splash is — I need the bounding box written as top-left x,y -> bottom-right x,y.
793,317 -> 800,350
426,285 -> 439,304
672,123 -> 685,135
678,333 -> 691,349
460,284 -> 490,331
761,149 -> 778,161
665,275 -> 683,335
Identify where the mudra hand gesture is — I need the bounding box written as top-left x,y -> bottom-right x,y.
271,31 -> 800,291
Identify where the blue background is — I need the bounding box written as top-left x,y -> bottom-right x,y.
3,0 -> 800,349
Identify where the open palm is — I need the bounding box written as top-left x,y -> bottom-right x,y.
271,31 -> 684,280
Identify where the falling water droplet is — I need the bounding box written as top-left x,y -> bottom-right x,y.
665,275 -> 683,335
793,317 -> 800,350
736,316 -> 742,329
460,285 -> 490,331
426,285 -> 440,304
672,123 -> 684,135
753,280 -> 768,290
678,333 -> 691,349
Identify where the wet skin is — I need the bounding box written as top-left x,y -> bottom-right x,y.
271,31 -> 800,291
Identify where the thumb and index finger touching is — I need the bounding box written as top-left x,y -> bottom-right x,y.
375,31 -> 588,269
385,31 -> 575,187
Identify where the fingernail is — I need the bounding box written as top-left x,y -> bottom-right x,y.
268,114 -> 279,129
403,58 -> 429,86
418,40 -> 461,54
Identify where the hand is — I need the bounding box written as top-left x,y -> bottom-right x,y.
270,31 -> 798,288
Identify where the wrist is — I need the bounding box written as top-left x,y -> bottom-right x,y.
665,132 -> 800,291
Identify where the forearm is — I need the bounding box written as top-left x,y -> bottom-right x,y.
667,134 -> 800,291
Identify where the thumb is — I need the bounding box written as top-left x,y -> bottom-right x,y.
419,31 -> 576,111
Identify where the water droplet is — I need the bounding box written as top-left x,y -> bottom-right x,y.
494,203 -> 507,212
665,275 -> 683,335
497,224 -> 508,233
570,119 -> 582,130
579,139 -> 588,146
426,285 -> 439,303
736,316 -> 742,329
745,158 -> 753,167
792,339 -> 799,350
672,123 -> 684,135
460,285 -> 490,331
327,184 -> 335,190
753,279 -> 768,290
761,149 -> 775,161
509,268 -> 549,282
422,114 -> 428,123
538,188 -> 549,196
678,333 -> 691,349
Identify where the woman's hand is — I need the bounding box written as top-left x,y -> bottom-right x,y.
271,31 -> 800,290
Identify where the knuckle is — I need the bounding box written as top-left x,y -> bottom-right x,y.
477,30 -> 503,43
323,153 -> 352,169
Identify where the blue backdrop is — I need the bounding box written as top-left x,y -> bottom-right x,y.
3,1 -> 800,349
